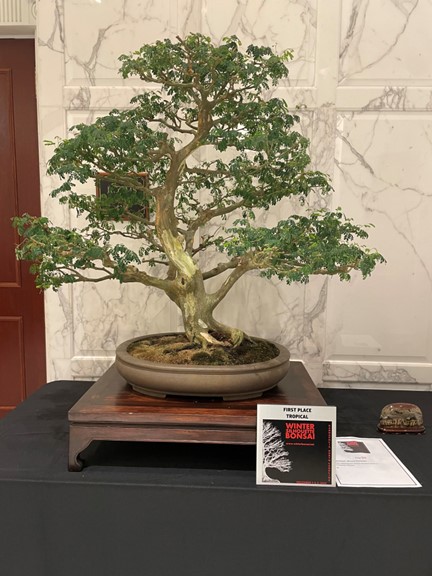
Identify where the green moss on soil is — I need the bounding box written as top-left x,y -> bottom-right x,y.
127,333 -> 279,365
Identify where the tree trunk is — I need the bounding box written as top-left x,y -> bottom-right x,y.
172,277 -> 245,348
154,184 -> 245,347
179,290 -> 215,345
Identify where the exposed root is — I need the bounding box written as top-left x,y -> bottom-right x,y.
199,331 -> 230,347
230,328 -> 245,347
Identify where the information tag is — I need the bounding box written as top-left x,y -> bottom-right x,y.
256,404 -> 336,486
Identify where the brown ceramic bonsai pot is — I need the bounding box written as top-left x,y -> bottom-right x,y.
115,333 -> 291,400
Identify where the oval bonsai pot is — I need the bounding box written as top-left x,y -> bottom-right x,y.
115,333 -> 291,400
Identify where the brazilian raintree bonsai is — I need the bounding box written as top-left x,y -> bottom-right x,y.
14,34 -> 383,369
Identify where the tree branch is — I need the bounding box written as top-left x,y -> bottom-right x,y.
208,260 -> 252,309
202,257 -> 241,280
154,116 -> 196,135
141,259 -> 169,266
189,199 -> 245,232
57,267 -> 115,283
191,228 -> 230,256
184,165 -> 230,178
121,265 -> 173,291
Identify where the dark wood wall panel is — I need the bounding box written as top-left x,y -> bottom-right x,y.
0,317 -> 25,413
0,40 -> 46,416
0,69 -> 20,287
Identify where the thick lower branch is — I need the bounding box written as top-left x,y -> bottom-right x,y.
121,265 -> 173,292
208,262 -> 252,310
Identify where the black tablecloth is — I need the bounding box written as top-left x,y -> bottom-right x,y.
0,380 -> 431,576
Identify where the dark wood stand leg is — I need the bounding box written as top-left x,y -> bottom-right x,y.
68,426 -> 93,471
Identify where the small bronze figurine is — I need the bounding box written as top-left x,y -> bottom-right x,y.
378,402 -> 425,434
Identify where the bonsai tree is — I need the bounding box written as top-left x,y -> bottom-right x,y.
14,34 -> 383,352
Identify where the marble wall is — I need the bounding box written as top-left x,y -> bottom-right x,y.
34,0 -> 432,389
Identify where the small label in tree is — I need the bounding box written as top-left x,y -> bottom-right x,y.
256,404 -> 336,486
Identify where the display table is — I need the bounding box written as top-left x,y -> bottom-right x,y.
0,369 -> 431,576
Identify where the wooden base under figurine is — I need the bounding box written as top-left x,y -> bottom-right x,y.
68,360 -> 326,471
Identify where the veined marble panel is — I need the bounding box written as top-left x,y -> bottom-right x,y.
340,0 -> 432,85
43,286 -> 74,381
323,360 -> 432,390
64,86 -> 147,111
325,111 -> 432,386
37,1 -> 73,381
36,1 -> 65,107
302,106 -> 339,382
213,273 -> 306,357
202,0 -> 317,86
64,0 -> 184,85
336,86 -> 432,111
70,282 -> 178,378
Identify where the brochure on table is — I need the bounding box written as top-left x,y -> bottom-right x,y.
335,437 -> 421,488
256,404 -> 336,486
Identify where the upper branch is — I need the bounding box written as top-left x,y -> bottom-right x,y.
188,200 -> 245,233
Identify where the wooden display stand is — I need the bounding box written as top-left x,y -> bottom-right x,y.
68,360 -> 326,471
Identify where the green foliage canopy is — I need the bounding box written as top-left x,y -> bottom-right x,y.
14,33 -> 384,344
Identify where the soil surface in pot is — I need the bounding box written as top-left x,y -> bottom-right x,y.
127,333 -> 279,366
